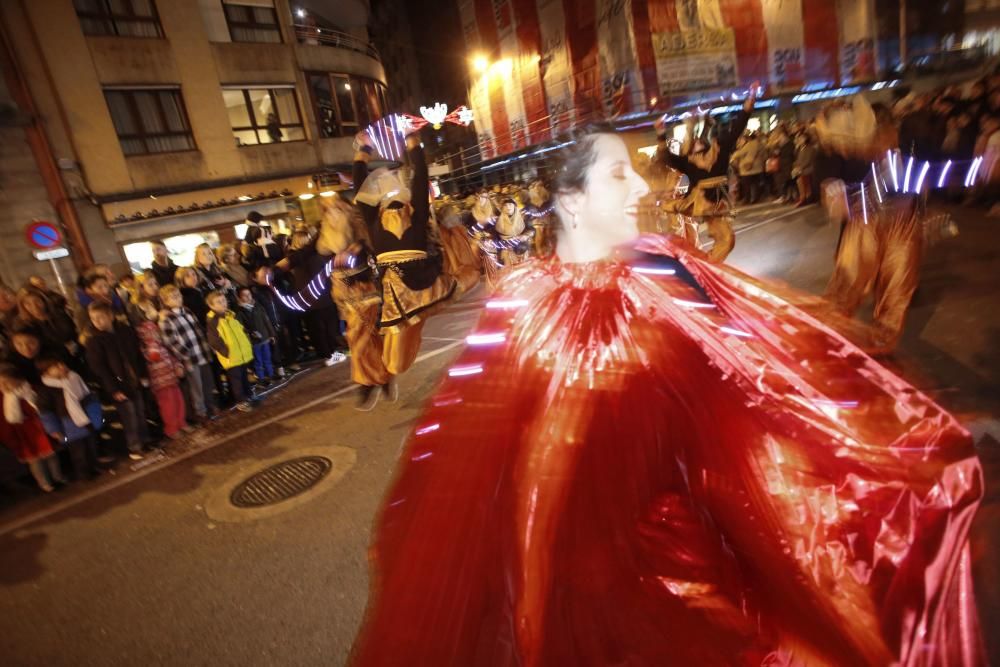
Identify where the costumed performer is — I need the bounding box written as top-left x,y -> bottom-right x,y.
654,85 -> 757,261
351,125 -> 984,666
525,179 -> 556,257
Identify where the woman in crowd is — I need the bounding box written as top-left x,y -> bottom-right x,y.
14,287 -> 78,363
217,243 -> 250,289
352,125 -> 984,665
192,243 -> 232,300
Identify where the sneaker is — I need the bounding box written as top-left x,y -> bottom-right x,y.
39,482 -> 54,493
288,363 -> 302,372
325,351 -> 348,366
128,451 -> 144,461
383,377 -> 399,403
97,453 -> 116,464
276,367 -> 287,379
256,379 -> 272,389
355,385 -> 380,412
236,401 -> 253,413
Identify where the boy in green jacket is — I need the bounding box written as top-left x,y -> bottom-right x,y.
205,290 -> 254,412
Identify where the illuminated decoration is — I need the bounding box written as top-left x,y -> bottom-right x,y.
860,183 -> 868,225
420,103 -> 449,130
915,161 -> 930,193
452,106 -> 474,126
472,55 -> 488,73
299,193 -> 315,200
902,156 -> 914,193
937,160 -> 953,188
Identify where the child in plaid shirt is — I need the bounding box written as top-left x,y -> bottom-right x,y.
135,300 -> 187,439
158,284 -> 217,422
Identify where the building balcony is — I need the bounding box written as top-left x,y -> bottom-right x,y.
291,25 -> 385,84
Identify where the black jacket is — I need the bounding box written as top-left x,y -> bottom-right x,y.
84,322 -> 148,398
149,259 -> 179,286
656,109 -> 751,188
353,144 -> 441,289
236,302 -> 276,342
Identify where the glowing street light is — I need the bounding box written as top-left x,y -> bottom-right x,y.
295,8 -> 305,18
472,54 -> 489,73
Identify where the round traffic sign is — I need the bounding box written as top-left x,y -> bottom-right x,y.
25,221 -> 63,250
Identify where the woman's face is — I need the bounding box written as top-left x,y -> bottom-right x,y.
196,246 -> 214,265
564,134 -> 650,247
24,295 -> 47,320
503,202 -> 516,216
182,272 -> 198,288
141,277 -> 159,297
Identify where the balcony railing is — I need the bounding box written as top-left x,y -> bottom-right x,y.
292,24 -> 380,61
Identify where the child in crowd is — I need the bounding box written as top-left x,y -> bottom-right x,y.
235,286 -> 276,386
0,364 -> 66,492
252,266 -> 298,377
175,267 -> 209,325
135,300 -> 187,439
158,284 -> 217,422
36,357 -> 103,480
84,301 -> 151,459
204,290 -> 254,413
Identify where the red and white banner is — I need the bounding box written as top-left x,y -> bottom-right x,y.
596,0 -> 644,116
459,0 -> 496,158
836,0 -> 877,84
761,0 -> 805,92
494,0 -> 531,150
535,0 -> 574,134
461,0 -> 884,160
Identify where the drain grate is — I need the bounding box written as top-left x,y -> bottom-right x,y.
230,456 -> 333,508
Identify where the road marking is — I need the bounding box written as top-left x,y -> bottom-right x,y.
0,340 -> 465,537
735,205 -> 816,236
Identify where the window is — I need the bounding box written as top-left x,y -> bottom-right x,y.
104,89 -> 195,155
307,73 -> 385,138
223,3 -> 282,43
73,0 -> 163,37
222,87 -> 305,146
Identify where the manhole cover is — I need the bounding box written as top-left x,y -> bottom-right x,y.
230,456 -> 333,508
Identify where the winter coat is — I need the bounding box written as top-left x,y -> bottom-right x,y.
733,138 -> 765,176
206,310 -> 253,369
149,259 -> 179,286
84,322 -> 148,399
236,303 -> 276,343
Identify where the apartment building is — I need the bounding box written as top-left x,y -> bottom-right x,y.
0,0 -> 387,277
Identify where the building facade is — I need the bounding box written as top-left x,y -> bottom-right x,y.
0,0 -> 387,280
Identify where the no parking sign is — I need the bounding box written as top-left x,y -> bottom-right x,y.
25,220 -> 63,250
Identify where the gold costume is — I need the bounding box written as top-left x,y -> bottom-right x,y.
825,193 -> 923,352
376,249 -> 456,334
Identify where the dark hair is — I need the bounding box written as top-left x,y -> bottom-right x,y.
245,225 -> 262,243
150,239 -> 167,248
85,273 -> 108,289
0,363 -> 24,382
552,122 -> 618,195
237,286 -> 252,298
87,301 -> 113,316
246,211 -> 263,224
10,327 -> 39,340
35,357 -> 65,375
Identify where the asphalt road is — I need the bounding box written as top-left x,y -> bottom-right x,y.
1,201 -> 997,666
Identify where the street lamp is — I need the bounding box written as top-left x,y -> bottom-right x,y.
472,54 -> 489,73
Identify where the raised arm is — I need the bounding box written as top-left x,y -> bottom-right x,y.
406,134 -> 430,247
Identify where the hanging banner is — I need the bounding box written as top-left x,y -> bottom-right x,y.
675,0 -> 724,32
536,0 -> 574,134
494,0 -> 530,150
801,0 -> 839,87
837,0 -> 877,83
652,28 -> 739,94
761,0 -> 805,91
459,0 -> 496,158
475,0 -> 512,155
512,0 -> 550,144
596,0 -> 643,116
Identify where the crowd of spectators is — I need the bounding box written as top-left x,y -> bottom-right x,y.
0,216 -> 347,494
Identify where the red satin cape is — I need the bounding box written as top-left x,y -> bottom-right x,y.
351,236 -> 984,666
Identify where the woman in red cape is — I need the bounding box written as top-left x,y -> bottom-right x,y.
351,127 -> 984,666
